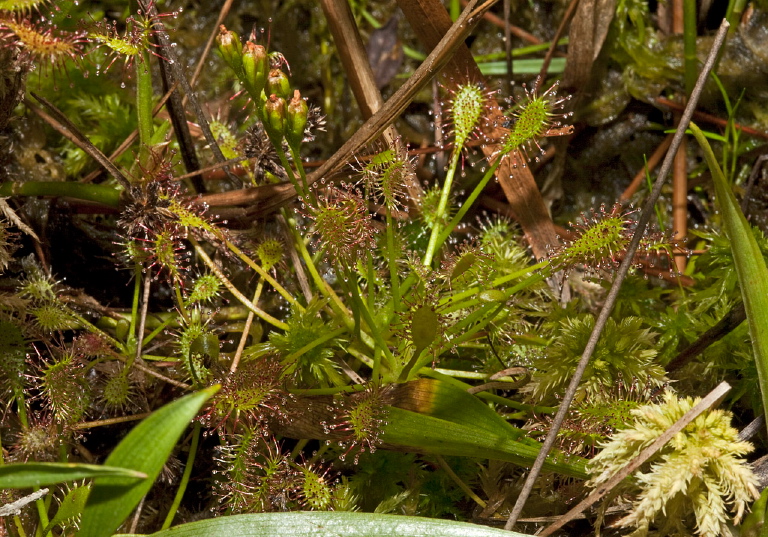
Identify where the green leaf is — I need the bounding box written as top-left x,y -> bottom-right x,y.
77,385 -> 219,537
383,379 -> 588,479
0,463 -> 145,489
690,122 -> 768,434
382,407 -> 587,479
43,483 -> 91,535
128,511 -> 532,537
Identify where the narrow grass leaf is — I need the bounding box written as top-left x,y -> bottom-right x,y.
0,463 -> 145,489
384,379 -> 587,479
77,385 -> 219,537
689,122 -> 768,432
382,407 -> 587,479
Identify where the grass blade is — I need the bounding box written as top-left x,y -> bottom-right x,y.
689,121 -> 768,433
77,385 -> 219,537
384,379 -> 588,479
0,463 -> 145,489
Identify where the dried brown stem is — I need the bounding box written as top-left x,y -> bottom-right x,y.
535,0 -> 580,93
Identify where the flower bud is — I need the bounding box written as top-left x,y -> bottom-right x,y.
216,25 -> 243,78
241,41 -> 268,101
285,90 -> 309,149
266,68 -> 291,100
262,94 -> 286,142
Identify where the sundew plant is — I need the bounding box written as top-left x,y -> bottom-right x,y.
0,1 -> 767,537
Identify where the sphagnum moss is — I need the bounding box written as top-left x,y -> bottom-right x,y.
588,391 -> 759,537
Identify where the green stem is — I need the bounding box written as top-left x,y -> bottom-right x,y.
14,386 -> 28,428
34,497 -> 48,537
423,149 -> 462,267
446,304 -> 505,349
290,384 -> 367,396
288,144 -> 313,204
439,259 -> 550,308
221,236 -> 303,312
68,311 -> 126,353
137,49 -> 154,166
435,455 -> 486,508
142,313 -> 178,347
127,263 -> 142,359
445,302 -> 502,342
290,439 -> 309,460
14,515 -> 27,537
683,0 -> 698,96
273,140 -> 305,201
372,347 -> 383,384
473,38 -> 569,62
0,182 -> 121,208
161,422 -> 200,530
347,346 -> 375,370
385,211 -> 401,310
345,274 -> 396,371
366,256 -> 376,314
434,157 -> 502,252
725,0 -> 746,32
174,284 -> 188,322
288,222 -> 350,321
231,279 -> 265,375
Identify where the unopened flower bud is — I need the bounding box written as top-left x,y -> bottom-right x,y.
262,94 -> 286,142
266,68 -> 291,100
285,90 -> 309,149
242,41 -> 268,101
216,25 -> 243,78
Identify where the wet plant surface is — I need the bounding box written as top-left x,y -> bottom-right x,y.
2,1 -> 768,537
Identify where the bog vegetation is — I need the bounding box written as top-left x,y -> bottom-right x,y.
1,1 -> 768,537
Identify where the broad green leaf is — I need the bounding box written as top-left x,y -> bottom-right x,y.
392,378 -> 524,437
690,122 -> 768,433
77,385 -> 219,537
129,511 -> 533,537
0,463 -> 145,489
384,379 -> 588,479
